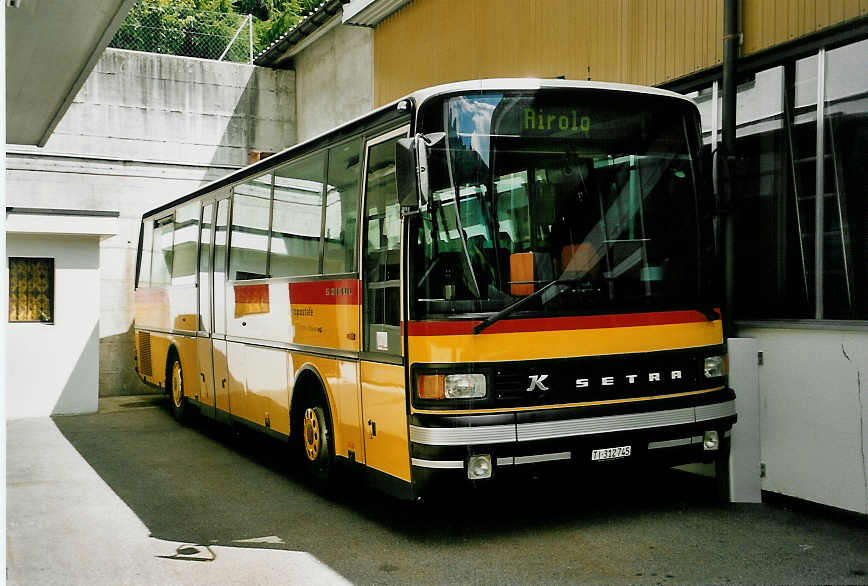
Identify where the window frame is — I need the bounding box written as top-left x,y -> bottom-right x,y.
8,256 -> 56,324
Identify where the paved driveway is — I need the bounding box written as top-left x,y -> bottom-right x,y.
22,396 -> 868,584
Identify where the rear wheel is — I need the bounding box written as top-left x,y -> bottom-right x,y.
300,401 -> 333,483
167,356 -> 188,421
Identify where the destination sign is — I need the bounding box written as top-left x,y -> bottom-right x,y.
522,107 -> 591,136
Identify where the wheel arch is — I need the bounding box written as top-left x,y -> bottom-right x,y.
290,363 -> 336,441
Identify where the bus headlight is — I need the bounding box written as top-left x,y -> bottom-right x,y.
417,373 -> 486,400
445,374 -> 486,399
467,454 -> 492,479
704,355 -> 727,378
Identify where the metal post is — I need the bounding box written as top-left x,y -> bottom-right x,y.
721,0 -> 738,335
219,14 -> 251,62
248,14 -> 254,64
814,48 -> 826,319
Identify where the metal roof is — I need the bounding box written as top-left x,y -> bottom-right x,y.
253,0 -> 348,68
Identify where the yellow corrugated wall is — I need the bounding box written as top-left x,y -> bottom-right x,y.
373,0 -> 866,105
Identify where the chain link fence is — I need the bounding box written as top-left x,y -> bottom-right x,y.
109,4 -> 258,63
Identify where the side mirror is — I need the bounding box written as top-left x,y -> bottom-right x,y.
396,137 -> 420,211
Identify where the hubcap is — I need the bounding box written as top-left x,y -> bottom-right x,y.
172,362 -> 182,408
303,408 -> 320,461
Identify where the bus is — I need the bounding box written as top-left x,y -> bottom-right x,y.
134,79 -> 735,500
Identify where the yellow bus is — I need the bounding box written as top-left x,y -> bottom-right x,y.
134,79 -> 735,499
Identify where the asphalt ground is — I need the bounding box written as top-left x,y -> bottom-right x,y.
44,395 -> 868,585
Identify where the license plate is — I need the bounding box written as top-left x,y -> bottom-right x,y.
591,445 -> 632,461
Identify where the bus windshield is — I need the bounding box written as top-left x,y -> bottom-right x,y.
410,89 -> 714,320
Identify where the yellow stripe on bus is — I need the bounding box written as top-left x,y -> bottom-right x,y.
408,321 -> 723,364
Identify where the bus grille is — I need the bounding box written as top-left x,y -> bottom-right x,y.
138,331 -> 153,377
492,347 -> 709,406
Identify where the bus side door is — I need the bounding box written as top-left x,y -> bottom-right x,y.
212,195 -> 232,417
359,127 -> 411,484
195,200 -> 216,413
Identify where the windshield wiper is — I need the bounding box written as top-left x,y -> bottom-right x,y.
472,278 -> 581,335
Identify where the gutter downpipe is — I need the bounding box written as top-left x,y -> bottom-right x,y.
721,0 -> 739,338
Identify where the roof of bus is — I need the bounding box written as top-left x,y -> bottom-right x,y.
142,78 -> 696,220
405,78 -> 696,106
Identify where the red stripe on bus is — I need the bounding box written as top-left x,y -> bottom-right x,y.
234,283 -> 270,304
404,309 -> 719,336
289,279 -> 360,305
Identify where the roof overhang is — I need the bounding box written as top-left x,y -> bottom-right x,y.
6,208 -> 119,239
5,0 -> 136,146
342,0 -> 411,27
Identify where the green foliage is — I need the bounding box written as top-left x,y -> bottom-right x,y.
110,0 -> 322,61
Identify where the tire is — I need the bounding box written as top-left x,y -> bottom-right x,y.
300,401 -> 333,484
167,355 -> 188,422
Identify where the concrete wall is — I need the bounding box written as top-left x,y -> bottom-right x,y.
6,49 -> 297,398
6,235 -> 101,417
737,325 -> 868,514
293,22 -> 373,142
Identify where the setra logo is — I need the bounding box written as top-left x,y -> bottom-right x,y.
576,370 -> 683,389
526,374 -> 550,392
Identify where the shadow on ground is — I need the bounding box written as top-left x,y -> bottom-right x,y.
53,400 -> 868,585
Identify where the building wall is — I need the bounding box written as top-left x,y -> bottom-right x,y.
294,21 -> 374,142
373,0 -> 867,105
6,235 -> 101,417
738,326 -> 868,514
6,49 -> 297,397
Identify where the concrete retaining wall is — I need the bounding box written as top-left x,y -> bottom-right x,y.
6,49 -> 297,398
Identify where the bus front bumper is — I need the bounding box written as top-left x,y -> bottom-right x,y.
408,390 -> 736,495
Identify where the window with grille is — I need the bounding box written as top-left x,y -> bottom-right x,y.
8,257 -> 54,323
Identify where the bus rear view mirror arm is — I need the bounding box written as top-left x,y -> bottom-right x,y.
397,133 -> 445,214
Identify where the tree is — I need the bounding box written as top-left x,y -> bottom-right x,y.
110,0 -> 320,61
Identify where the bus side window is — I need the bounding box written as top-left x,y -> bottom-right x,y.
151,215 -> 174,288
323,138 -> 362,274
229,173 -> 272,281
138,219 -> 154,288
270,152 -> 326,278
171,201 -> 200,286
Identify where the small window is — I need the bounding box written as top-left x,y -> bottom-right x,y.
8,257 -> 54,323
270,152 -> 326,278
151,216 -> 174,288
172,202 -> 200,284
230,173 -> 272,280
324,138 -> 362,274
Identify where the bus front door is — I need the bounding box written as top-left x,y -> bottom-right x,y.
359,128 -> 411,484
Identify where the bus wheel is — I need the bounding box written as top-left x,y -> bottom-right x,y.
167,355 -> 187,421
301,402 -> 332,483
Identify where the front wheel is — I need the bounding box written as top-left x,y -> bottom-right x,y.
301,403 -> 333,483
167,356 -> 188,421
